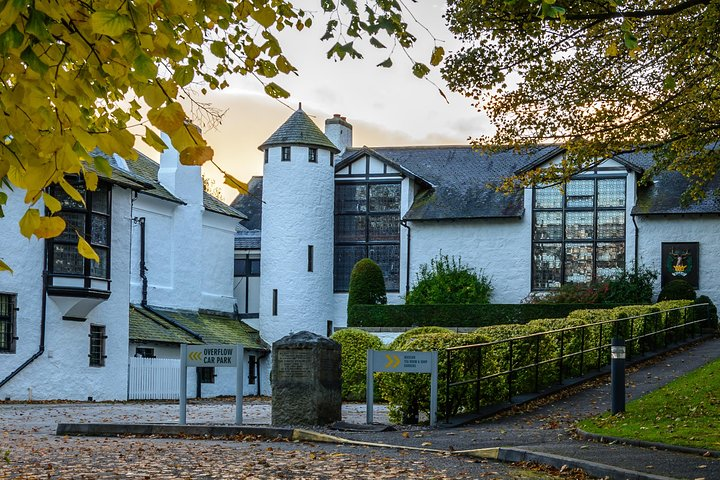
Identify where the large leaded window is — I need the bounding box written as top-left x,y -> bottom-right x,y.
334,182 -> 401,292
532,176 -> 626,289
47,178 -> 111,288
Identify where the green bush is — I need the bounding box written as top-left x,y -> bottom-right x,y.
347,258 -> 387,314
390,326 -> 453,350
377,300 -> 698,424
406,254 -> 492,304
695,295 -> 718,329
330,328 -> 383,401
658,279 -> 696,302
605,266 -> 657,304
348,303 -> 623,328
534,282 -> 610,304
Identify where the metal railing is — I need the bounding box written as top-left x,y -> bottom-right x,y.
444,303 -> 709,423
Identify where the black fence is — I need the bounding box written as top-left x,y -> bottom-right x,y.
444,303 -> 709,423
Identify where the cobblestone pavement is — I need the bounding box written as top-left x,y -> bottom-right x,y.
0,400 -> 563,479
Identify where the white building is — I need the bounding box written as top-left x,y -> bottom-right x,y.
232,109 -> 720,338
0,140 -> 268,401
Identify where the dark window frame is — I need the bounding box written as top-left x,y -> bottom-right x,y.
531,175 -> 627,290
264,149 -> 269,163
135,347 -> 155,358
281,146 -> 291,162
89,324 -> 107,367
0,293 -> 17,354
308,147 -> 318,163
47,177 -> 112,289
272,289 -> 278,316
334,179 -> 402,292
308,245 -> 314,272
234,257 -> 260,277
198,366 -> 215,384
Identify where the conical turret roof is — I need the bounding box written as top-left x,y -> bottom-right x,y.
258,108 -> 340,153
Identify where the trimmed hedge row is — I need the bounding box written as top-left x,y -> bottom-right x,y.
378,301 -> 695,423
348,303 -> 630,328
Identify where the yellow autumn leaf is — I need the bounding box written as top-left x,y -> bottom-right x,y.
148,102 -> 186,134
19,208 -> 41,239
179,145 -> 214,166
77,234 -> 100,263
84,170 -> 98,191
59,178 -> 85,205
0,259 -> 12,274
143,127 -> 168,152
224,173 -> 248,194
606,42 -> 619,57
43,192 -> 62,214
33,216 -> 66,239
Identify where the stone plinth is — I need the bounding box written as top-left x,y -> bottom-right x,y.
271,331 -> 341,426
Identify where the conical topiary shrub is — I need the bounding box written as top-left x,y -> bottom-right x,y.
347,258 -> 387,314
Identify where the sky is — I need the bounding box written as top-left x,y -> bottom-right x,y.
158,2 -> 495,202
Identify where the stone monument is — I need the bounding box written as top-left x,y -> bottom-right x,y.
271,331 -> 342,426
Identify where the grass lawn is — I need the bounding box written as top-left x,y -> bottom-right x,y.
578,355 -> 720,451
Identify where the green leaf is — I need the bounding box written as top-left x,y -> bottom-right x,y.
25,8 -> 52,42
430,46 -> 445,66
133,53 -> 158,81
173,65 -> 195,86
321,0 -> 336,12
321,20 -> 338,41
91,9 -> 133,37
0,24 -> 23,54
412,62 -> 430,79
663,75 -> 676,90
264,82 -> 290,99
142,127 -> 168,152
377,57 -> 393,68
369,37 -> 386,49
93,155 -> 113,178
623,32 -> 638,50
252,6 -> 276,28
20,46 -> 48,75
210,41 -> 226,57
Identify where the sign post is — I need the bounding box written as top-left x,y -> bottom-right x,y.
179,344 -> 244,425
366,350 -> 438,426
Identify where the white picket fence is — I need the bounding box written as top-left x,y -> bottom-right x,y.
128,357 -> 181,400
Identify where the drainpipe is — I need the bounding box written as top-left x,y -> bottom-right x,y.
0,261 -> 48,390
134,216 -> 203,342
400,220 -> 411,297
632,215 -> 640,273
138,217 -> 148,306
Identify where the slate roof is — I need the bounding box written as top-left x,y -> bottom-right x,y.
117,151 -> 244,219
258,108 -> 340,153
354,145 -> 564,220
230,176 -> 263,230
129,304 -> 267,350
632,171 -> 720,216
235,229 -> 261,250
87,150 -> 154,191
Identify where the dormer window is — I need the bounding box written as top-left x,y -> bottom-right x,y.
47,177 -> 111,296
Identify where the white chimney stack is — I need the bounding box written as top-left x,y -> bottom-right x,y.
157,131 -> 203,206
324,114 -> 353,154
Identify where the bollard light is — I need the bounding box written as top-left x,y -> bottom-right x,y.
611,337 -> 626,414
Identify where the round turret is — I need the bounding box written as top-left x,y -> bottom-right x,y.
258,108 -> 339,344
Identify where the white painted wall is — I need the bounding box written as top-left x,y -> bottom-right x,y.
0,187 -> 133,401
201,212 -> 238,312
259,145 -> 335,345
131,342 -> 270,397
636,214 -> 720,301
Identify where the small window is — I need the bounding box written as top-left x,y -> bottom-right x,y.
234,258 -> 260,276
0,293 -> 17,354
89,325 -> 106,367
330,152 -> 334,167
308,245 -> 314,272
135,347 -> 155,358
198,367 -> 215,384
248,355 -> 257,385
308,148 -> 318,163
264,149 -> 269,164
281,146 -> 291,162
272,289 -> 278,316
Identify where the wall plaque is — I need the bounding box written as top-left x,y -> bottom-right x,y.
661,242 -> 699,288
276,349 -> 312,380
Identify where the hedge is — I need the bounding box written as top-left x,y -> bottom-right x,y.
348,303 -> 628,328
377,301 -> 695,423
330,329 -> 383,401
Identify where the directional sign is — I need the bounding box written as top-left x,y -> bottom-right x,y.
366,349 -> 438,426
186,344 -> 238,367
371,350 -> 433,373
